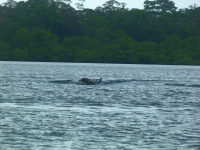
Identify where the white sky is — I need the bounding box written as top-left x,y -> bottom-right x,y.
0,0 -> 200,9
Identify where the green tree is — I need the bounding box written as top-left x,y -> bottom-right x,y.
28,27 -> 60,61
3,0 -> 17,8
102,0 -> 126,11
144,0 -> 177,14
0,0 -> 200,64
12,27 -> 31,49
76,0 -> 85,9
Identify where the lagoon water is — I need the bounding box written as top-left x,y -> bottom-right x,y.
0,61 -> 200,150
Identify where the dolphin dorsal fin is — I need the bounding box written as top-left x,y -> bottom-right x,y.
99,77 -> 102,84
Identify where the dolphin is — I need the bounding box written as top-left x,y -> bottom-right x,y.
78,77 -> 102,85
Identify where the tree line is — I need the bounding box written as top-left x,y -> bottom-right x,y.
0,0 -> 200,65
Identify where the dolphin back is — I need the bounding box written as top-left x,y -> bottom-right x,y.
98,77 -> 102,84
79,77 -> 102,85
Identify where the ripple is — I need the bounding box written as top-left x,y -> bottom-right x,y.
1,62 -> 200,150
165,83 -> 200,88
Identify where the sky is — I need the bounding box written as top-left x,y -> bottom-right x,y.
0,0 -> 200,9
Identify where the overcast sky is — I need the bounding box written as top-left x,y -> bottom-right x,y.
0,0 -> 199,9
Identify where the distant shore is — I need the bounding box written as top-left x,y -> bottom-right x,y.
0,0 -> 200,65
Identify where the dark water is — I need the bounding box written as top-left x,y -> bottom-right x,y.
0,61 -> 200,150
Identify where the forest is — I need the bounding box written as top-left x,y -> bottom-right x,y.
0,0 -> 200,65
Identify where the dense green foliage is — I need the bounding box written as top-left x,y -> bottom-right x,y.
0,0 -> 200,65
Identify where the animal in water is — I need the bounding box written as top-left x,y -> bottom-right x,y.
78,77 -> 102,85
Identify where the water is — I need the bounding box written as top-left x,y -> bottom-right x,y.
0,61 -> 200,150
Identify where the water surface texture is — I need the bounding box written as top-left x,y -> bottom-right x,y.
0,62 -> 200,150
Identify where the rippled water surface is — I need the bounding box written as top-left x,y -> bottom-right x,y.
0,61 -> 200,150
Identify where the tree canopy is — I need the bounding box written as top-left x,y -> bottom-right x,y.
144,0 -> 177,13
0,0 -> 200,65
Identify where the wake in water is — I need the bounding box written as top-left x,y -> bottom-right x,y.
102,79 -> 138,85
50,78 -> 143,85
165,83 -> 200,88
49,80 -> 74,84
50,78 -> 189,86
